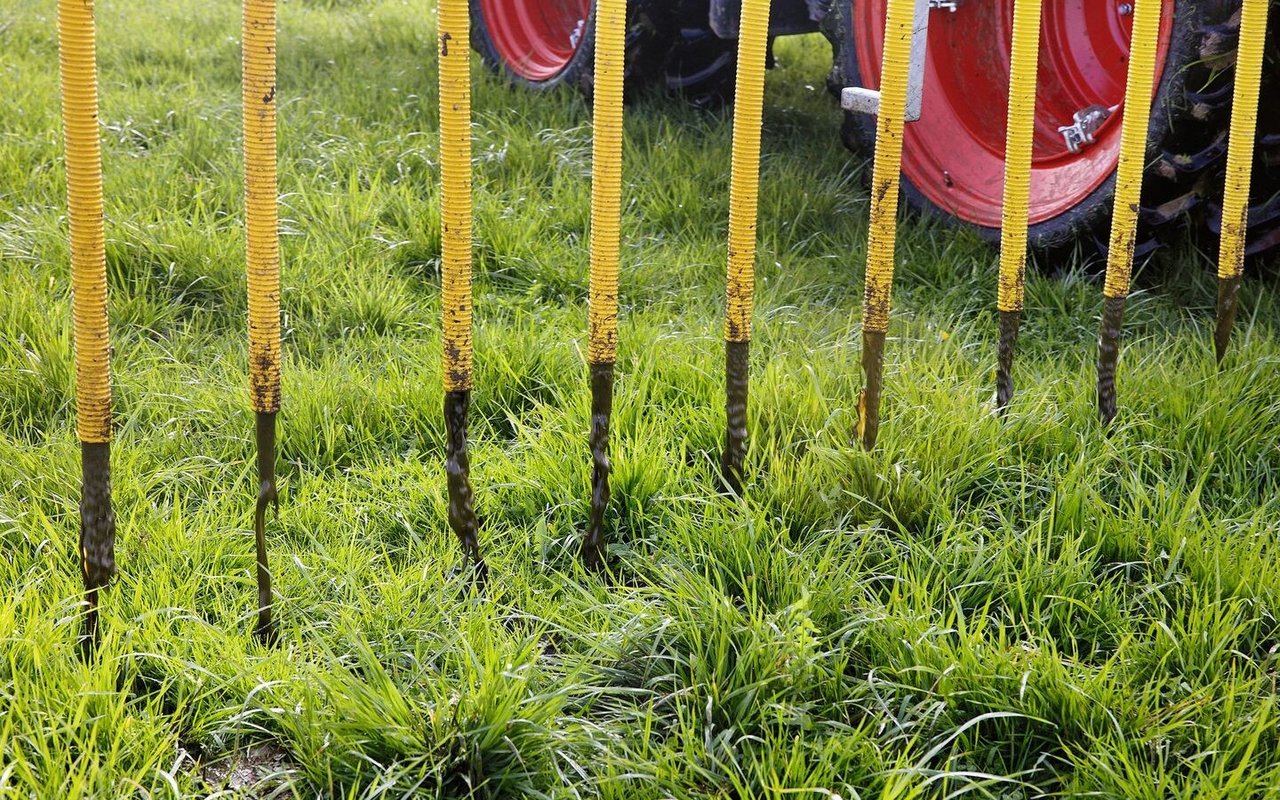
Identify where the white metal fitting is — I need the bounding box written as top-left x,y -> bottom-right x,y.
840,0 -> 933,122
1058,104 -> 1116,153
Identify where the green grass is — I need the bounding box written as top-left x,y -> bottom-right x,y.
3,0 -> 1280,796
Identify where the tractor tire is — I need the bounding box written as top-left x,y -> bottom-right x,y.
469,0 -> 737,107
468,0 -> 662,95
823,0 -> 1280,261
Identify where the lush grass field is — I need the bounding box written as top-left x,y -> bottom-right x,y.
4,1 -> 1280,796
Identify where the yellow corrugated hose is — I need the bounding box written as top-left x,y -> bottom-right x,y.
58,0 -> 111,445
243,0 -> 281,645
244,0 -> 281,413
584,0 -> 628,568
60,0 -> 116,658
439,0 -> 473,391
856,0 -> 915,449
719,0 -> 771,493
1214,0 -> 1270,362
997,0 -> 1041,317
1101,0 -> 1161,302
589,0 -> 626,364
1217,0 -> 1267,284
994,0 -> 1043,411
723,0 -> 771,344
438,0 -> 485,574
859,0 -> 915,336
1097,0 -> 1162,424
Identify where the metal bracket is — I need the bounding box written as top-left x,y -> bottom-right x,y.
840,0 -> 932,122
1058,104 -> 1116,153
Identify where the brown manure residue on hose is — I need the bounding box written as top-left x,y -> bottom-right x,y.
721,340 -> 749,494
1096,295 -> 1127,426
996,310 -> 1021,412
1214,274 -> 1243,364
79,441 -> 114,658
253,411 -> 278,645
858,330 -> 887,450
583,362 -> 614,571
445,390 -> 487,582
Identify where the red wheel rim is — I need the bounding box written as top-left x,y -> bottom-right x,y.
852,1 -> 1174,229
478,0 -> 593,82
